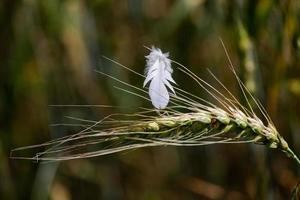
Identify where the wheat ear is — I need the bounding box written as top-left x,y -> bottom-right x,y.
10,46 -> 300,166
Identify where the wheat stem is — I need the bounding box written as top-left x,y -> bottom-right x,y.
286,147 -> 300,166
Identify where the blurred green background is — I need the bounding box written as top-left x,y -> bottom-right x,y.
1,0 -> 300,199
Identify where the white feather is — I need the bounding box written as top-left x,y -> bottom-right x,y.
143,46 -> 176,109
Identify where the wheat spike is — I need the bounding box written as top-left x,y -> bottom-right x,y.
10,45 -> 300,166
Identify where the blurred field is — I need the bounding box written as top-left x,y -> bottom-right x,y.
1,0 -> 300,199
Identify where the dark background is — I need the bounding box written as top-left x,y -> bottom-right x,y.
1,0 -> 300,199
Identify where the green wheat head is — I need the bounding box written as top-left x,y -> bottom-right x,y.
10,41 -> 300,167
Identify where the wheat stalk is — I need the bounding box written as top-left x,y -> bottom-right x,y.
10,42 -> 300,166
